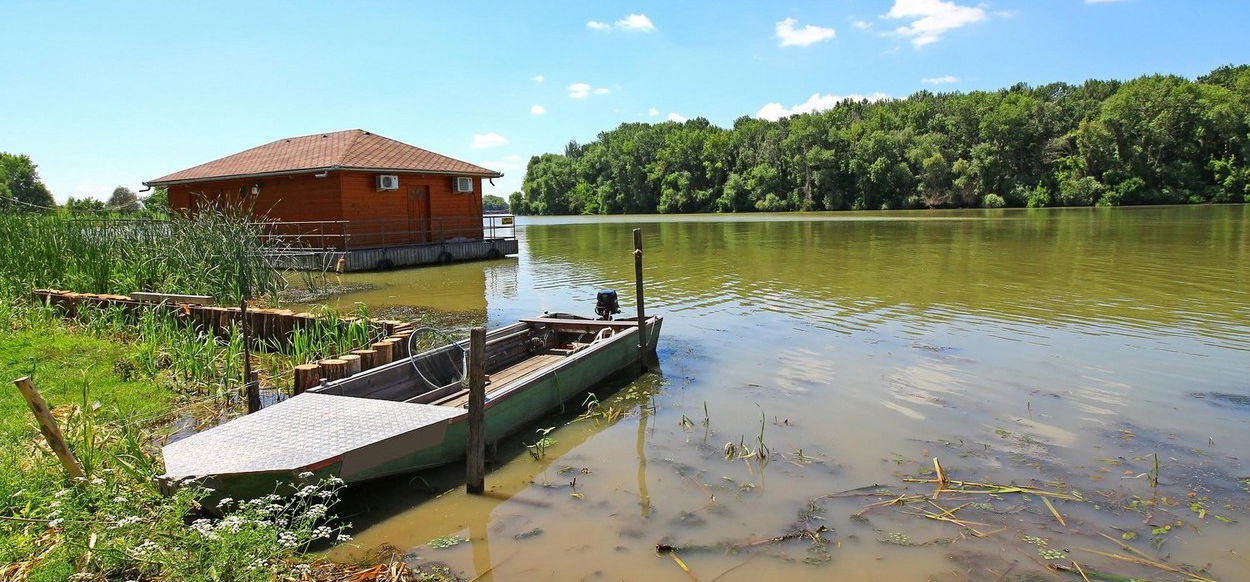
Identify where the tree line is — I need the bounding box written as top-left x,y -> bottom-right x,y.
510,66 -> 1250,215
1,151 -> 167,216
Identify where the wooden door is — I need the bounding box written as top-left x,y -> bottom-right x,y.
407,186 -> 431,244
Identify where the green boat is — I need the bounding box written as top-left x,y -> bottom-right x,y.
160,312 -> 662,498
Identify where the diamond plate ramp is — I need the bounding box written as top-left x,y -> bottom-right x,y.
162,393 -> 460,479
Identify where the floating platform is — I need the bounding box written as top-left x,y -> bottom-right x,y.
272,238 -> 519,272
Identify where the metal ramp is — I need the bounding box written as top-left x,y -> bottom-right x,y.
162,393 -> 460,479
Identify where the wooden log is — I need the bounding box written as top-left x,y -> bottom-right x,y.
351,349 -> 377,371
293,364 -> 321,395
371,341 -> 394,365
319,358 -> 348,381
339,354 -> 362,377
13,377 -> 85,479
466,326 -> 487,494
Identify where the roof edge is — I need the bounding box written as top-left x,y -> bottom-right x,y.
145,166 -> 502,186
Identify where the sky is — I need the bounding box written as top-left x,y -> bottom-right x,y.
2,0 -> 1248,203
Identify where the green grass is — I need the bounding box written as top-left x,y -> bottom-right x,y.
0,327 -> 173,441
0,301 -> 357,581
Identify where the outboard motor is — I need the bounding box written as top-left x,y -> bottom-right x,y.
595,289 -> 621,320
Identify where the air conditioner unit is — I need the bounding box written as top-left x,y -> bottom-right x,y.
376,175 -> 399,191
454,176 -> 474,193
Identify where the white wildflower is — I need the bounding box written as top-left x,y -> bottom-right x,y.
217,497 -> 234,508
116,516 -> 143,527
113,496 -> 127,503
336,533 -> 353,542
311,525 -> 332,539
278,531 -> 299,548
48,518 -> 63,528
326,476 -> 344,486
217,514 -> 246,533
54,489 -> 71,498
305,504 -> 328,519
298,471 -> 314,479
130,540 -> 160,557
190,518 -> 219,540
89,477 -> 105,486
295,485 -> 318,498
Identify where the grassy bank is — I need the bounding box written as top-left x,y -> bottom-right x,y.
0,208 -> 460,580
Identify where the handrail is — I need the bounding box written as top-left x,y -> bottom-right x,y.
254,215 -> 516,251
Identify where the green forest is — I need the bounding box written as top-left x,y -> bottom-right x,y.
510,66 -> 1250,215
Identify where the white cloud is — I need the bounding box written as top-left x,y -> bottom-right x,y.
530,104 -> 546,115
588,14 -> 657,32
477,154 -> 526,173
470,132 -> 509,149
568,82 -> 609,98
616,13 -> 656,32
532,74 -> 544,83
648,107 -> 659,117
922,74 -> 958,84
667,112 -> 688,123
851,19 -> 873,30
756,92 -> 888,121
775,18 -> 836,47
883,0 -> 987,48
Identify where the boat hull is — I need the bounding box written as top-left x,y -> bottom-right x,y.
160,315 -> 661,499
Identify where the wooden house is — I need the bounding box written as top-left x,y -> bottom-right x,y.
145,130 -> 507,254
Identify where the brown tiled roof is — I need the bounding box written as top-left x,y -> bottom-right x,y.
146,129 -> 502,184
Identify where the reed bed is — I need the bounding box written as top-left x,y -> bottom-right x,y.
0,208 -> 282,303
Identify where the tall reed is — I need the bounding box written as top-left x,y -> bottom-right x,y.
0,206 -> 282,302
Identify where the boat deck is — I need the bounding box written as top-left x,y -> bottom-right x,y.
441,352 -> 566,408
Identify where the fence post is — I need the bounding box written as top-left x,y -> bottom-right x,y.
466,326 -> 487,494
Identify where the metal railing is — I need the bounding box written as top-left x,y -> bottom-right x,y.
256,215 -> 516,251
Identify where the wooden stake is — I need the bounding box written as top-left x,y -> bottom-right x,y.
633,228 -> 648,371
319,358 -> 348,381
371,341 -> 395,365
339,354 -> 362,377
13,377 -> 85,480
351,349 -> 377,371
466,326 -> 487,494
293,364 -> 321,395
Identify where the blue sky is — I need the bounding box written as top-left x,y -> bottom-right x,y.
2,0 -> 1247,203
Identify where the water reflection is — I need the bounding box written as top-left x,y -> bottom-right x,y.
321,205 -> 1249,580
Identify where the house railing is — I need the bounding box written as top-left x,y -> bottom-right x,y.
255,214 -> 516,252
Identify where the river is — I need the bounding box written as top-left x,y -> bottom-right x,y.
320,205 -> 1249,581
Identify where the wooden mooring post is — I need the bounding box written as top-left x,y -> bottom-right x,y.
13,377 -> 85,480
466,326 -> 487,494
633,228 -> 649,371
241,298 -> 261,414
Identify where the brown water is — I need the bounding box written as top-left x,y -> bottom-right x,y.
322,205 -> 1250,581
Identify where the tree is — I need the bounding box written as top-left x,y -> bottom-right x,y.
108,186 -> 142,213
482,194 -> 509,212
0,152 -> 55,210
142,187 -> 169,214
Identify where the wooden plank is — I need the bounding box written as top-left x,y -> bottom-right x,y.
13,377 -> 85,479
130,292 -> 215,305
